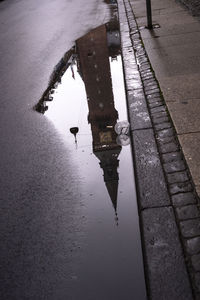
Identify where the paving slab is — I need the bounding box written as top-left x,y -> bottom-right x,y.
141,207 -> 193,300
159,74 -> 200,102
140,22 -> 200,39
131,128 -> 170,209
179,132 -> 200,187
142,32 -> 200,50
167,99 -> 200,134
130,0 -> 200,196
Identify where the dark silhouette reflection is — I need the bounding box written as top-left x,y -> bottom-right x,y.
34,5 -> 122,219
76,24 -> 121,219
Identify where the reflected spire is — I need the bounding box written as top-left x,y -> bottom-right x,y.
76,24 -> 121,222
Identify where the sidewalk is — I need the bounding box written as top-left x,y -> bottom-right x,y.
117,0 -> 200,298
130,0 -> 200,197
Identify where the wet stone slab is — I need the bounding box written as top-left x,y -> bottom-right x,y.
171,192 -> 197,207
131,128 -> 170,208
154,122 -> 172,131
185,237 -> 200,255
176,205 -> 200,220
127,89 -> 152,130
169,182 -> 193,195
167,171 -> 189,184
163,160 -> 186,173
159,140 -> 179,153
191,254 -> 200,271
141,207 -> 193,300
162,151 -> 183,163
180,218 -> 200,238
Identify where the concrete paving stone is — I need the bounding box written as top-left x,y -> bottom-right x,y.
179,132 -> 200,187
126,78 -> 143,90
153,115 -> 169,124
196,185 -> 200,197
133,43 -> 143,51
156,135 -> 176,144
137,56 -> 148,64
160,74 -> 200,103
194,273 -> 200,293
131,32 -> 140,39
125,72 -> 141,81
176,205 -> 200,220
140,21 -> 200,39
130,29 -> 139,35
191,254 -> 200,271
147,97 -> 163,105
142,31 -> 200,51
140,70 -> 153,77
141,74 -> 154,81
145,85 -> 160,93
162,151 -> 183,163
142,45 -> 200,78
151,110 -> 168,120
143,78 -> 157,85
185,237 -> 200,255
155,122 -> 172,131
172,192 -> 197,207
148,101 -> 163,109
149,10 -> 199,27
127,91 -> 152,130
122,40 -> 133,48
130,6 -> 185,19
141,207 -> 193,300
145,88 -> 160,95
146,93 -> 161,100
167,100 -> 200,134
139,64 -> 151,72
169,182 -> 193,194
157,128 -> 174,138
159,140 -> 179,153
150,105 -> 165,114
132,128 -> 170,208
163,160 -> 186,173
180,218 -> 200,238
167,171 -> 189,184
131,0 -> 187,11
136,48 -> 146,56
128,88 -> 145,99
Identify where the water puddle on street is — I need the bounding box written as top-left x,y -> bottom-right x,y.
35,3 -> 146,299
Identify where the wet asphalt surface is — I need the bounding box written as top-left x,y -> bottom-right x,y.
0,1 -> 146,299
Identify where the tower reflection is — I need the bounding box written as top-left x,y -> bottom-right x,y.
76,23 -> 121,218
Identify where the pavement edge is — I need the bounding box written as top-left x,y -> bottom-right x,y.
117,0 -> 200,298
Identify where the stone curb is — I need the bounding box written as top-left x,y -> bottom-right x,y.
117,0 -> 200,298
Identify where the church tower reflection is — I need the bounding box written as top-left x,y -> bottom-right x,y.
76,24 -> 121,217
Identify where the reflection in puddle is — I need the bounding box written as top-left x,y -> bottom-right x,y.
77,23 -> 122,221
34,2 -> 146,299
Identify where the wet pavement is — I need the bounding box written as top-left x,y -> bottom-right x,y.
118,0 -> 200,298
35,10 -> 146,300
0,0 -> 147,299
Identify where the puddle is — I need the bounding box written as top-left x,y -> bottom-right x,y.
35,2 -> 146,299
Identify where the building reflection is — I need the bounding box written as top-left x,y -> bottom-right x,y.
76,23 -> 121,218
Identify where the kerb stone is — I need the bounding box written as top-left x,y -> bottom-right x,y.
141,207 -> 193,300
132,128 -> 170,208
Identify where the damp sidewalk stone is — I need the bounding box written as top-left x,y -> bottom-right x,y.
129,0 -> 200,196
117,0 -> 200,297
131,128 -> 170,209
141,207 -> 193,300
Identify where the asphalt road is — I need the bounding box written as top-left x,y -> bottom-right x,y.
0,0 -> 110,299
